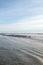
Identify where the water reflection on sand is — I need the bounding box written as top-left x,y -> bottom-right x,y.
0,35 -> 43,65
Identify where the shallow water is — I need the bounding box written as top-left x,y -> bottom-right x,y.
0,35 -> 43,65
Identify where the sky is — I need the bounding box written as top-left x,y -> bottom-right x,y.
0,0 -> 43,33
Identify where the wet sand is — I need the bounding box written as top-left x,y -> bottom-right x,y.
0,35 -> 43,65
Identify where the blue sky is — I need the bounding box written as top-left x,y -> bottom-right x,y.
0,0 -> 43,33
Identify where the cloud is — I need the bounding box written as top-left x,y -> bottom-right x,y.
0,15 -> 43,32
0,0 -> 43,17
